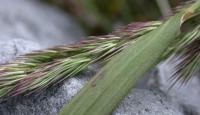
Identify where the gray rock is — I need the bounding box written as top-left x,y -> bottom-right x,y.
113,89 -> 183,115
0,0 -> 85,48
0,38 -> 40,64
0,76 -> 90,115
157,59 -> 200,115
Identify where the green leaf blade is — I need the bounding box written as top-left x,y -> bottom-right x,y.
60,10 -> 190,115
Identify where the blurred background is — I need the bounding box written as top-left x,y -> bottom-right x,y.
0,0 -> 191,48
43,0 -> 190,35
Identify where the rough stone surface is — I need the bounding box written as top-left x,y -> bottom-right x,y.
0,76 -> 91,115
0,38 -> 40,64
0,0 -> 84,48
113,89 -> 183,115
157,60 -> 200,115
